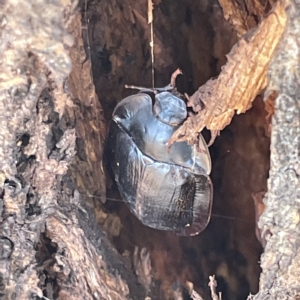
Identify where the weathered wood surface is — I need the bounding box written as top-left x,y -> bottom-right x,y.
252,0 -> 300,299
218,0 -> 277,36
0,1 -> 144,299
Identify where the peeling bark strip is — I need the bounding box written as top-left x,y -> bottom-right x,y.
169,0 -> 287,146
253,0 -> 300,298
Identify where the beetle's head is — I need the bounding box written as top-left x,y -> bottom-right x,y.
153,92 -> 187,126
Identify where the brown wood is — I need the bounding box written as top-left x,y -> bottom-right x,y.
0,2 -> 144,299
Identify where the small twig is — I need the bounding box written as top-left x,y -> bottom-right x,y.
191,290 -> 204,300
208,275 -> 221,300
186,280 -> 204,300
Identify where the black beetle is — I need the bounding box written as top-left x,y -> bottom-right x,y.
108,89 -> 213,236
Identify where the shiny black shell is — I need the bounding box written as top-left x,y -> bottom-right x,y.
108,92 -> 213,236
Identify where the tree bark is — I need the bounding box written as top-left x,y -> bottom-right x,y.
0,1 -> 144,299
253,0 -> 300,298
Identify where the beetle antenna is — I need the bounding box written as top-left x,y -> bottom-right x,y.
124,84 -> 158,94
170,68 -> 182,88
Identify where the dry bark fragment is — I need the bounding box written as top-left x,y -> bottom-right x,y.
169,0 -> 287,147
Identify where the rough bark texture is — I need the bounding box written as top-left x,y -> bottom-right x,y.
0,1 -> 145,299
218,0 -> 277,36
0,0 -> 77,297
253,0 -> 300,298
